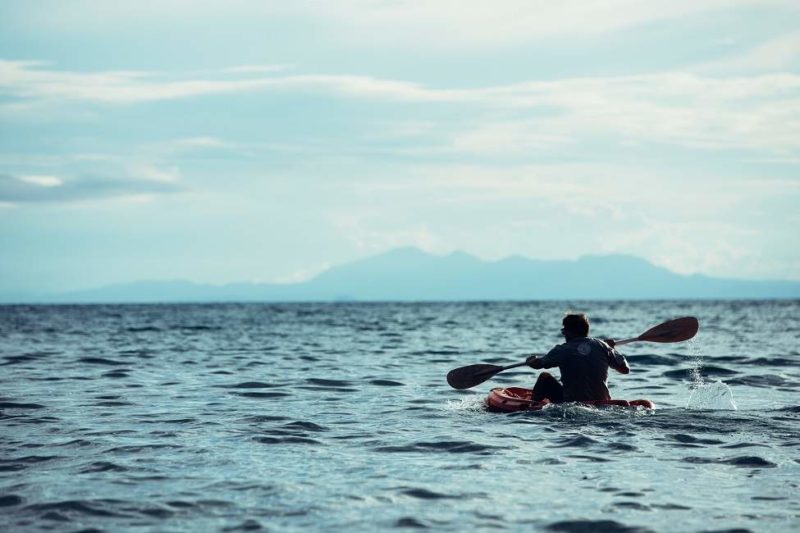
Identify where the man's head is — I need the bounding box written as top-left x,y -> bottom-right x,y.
562,313 -> 589,340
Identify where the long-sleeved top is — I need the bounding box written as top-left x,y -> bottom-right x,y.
538,337 -> 629,401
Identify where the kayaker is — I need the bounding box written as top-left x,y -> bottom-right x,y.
525,313 -> 629,403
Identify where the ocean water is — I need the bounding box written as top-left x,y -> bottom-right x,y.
1,300 -> 798,532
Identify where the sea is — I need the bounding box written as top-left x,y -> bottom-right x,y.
0,300 -> 798,532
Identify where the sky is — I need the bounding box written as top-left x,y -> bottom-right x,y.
1,0 -> 799,293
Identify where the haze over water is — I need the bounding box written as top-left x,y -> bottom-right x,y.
1,300 -> 798,531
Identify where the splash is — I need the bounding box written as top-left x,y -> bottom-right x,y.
685,340 -> 737,410
687,381 -> 737,410
444,395 -> 487,412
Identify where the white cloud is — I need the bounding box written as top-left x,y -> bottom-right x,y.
0,60 -> 276,103
302,0 -> 746,49
329,211 -> 440,254
696,31 -> 800,74
129,163 -> 181,183
23,1 -> 798,50
0,61 -> 443,104
481,74 -> 800,152
358,163 -> 800,233
4,61 -> 798,154
598,217 -> 759,277
368,1 -> 797,49
19,175 -> 63,187
0,172 -> 184,204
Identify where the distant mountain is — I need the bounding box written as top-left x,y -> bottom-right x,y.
2,247 -> 800,303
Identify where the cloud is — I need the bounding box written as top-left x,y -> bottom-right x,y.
128,163 -> 181,183
696,32 -> 800,74
21,1 -> 798,50
0,60 -> 271,103
3,60 -> 798,155
384,73 -> 800,155
296,0 -> 767,49
3,61 -> 796,109
358,162 -> 798,227
0,172 -> 184,204
479,74 -> 800,152
0,61 -> 449,105
328,211 -> 440,254
597,217 -> 759,276
19,174 -> 63,187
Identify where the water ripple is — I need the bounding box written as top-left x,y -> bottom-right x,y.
1,301 -> 798,531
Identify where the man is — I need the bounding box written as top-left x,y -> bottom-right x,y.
526,313 -> 629,403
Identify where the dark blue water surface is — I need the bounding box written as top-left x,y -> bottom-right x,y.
1,301 -> 798,532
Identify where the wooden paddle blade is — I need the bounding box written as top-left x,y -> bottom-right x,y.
446,363 -> 504,390
637,316 -> 699,343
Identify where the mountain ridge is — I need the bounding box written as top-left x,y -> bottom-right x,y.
2,248 -> 798,303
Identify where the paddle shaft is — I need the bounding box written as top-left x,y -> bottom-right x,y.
497,361 -> 528,372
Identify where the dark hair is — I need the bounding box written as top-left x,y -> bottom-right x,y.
562,313 -> 589,337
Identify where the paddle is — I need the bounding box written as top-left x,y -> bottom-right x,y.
446,316 -> 699,390
613,316 -> 699,346
446,361 -> 529,391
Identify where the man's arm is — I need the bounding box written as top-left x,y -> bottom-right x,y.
527,346 -> 561,369
603,339 -> 630,374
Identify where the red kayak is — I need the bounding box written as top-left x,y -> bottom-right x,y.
486,387 -> 655,412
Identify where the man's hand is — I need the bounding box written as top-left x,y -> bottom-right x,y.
603,338 -> 616,348
526,355 -> 543,369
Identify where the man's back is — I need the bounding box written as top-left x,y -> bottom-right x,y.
540,337 -> 616,401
